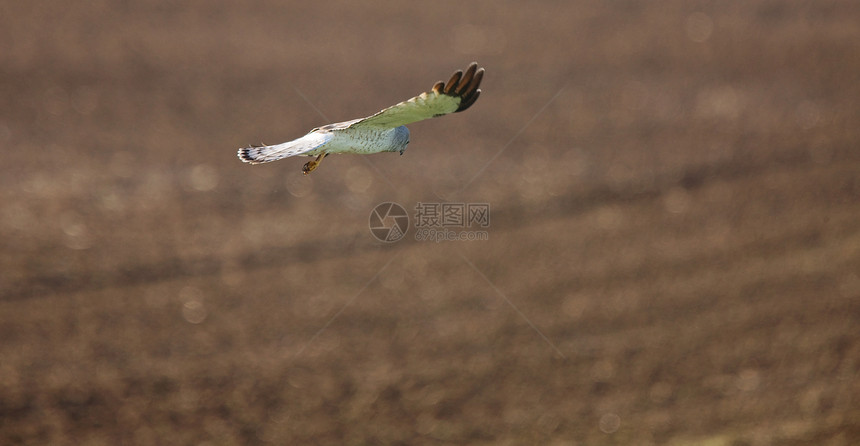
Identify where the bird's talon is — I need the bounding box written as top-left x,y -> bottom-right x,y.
302,153 -> 326,175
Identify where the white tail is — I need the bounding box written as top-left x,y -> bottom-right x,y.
237,132 -> 331,164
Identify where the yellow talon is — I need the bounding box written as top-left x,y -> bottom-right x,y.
302,153 -> 327,175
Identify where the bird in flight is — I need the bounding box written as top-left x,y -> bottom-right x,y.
237,62 -> 484,174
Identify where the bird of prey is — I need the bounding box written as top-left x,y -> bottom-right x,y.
237,62 -> 484,174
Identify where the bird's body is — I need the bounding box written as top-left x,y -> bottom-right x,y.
238,62 -> 484,174
318,124 -> 409,156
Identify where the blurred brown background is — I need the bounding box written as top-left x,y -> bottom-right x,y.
1,1 -> 859,444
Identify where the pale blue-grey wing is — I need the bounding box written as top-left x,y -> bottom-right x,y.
237,131 -> 332,164
349,62 -> 483,130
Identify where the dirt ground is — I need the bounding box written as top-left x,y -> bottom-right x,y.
1,1 -> 859,444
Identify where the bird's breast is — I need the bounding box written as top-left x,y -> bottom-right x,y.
325,128 -> 400,154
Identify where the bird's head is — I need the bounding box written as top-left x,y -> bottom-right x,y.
393,126 -> 410,155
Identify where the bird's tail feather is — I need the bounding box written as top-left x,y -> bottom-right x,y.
237,132 -> 331,164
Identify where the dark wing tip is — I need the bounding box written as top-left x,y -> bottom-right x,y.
457,89 -> 481,113
443,70 -> 463,94
454,62 -> 478,95
430,63 -> 484,113
424,63 -> 484,114
453,65 -> 483,113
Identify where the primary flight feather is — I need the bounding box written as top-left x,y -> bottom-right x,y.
237,62 -> 484,174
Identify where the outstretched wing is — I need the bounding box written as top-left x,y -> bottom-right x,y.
238,131 -> 332,164
349,62 -> 484,130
